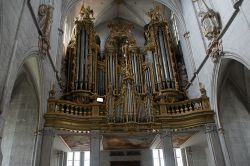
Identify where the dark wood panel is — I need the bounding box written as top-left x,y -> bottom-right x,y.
111,161 -> 140,166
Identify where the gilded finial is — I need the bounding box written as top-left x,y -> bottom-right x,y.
79,2 -> 94,20
80,3 -> 85,16
49,82 -> 56,99
146,6 -> 162,22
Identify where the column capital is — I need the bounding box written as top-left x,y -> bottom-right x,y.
159,129 -> 173,138
43,127 -> 56,137
217,127 -> 225,134
205,123 -> 217,133
90,130 -> 100,139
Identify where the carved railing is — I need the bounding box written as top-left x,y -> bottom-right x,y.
45,96 -> 214,131
154,97 -> 210,116
153,97 -> 214,129
47,99 -> 107,117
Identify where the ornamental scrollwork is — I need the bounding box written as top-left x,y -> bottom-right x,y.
199,9 -> 221,40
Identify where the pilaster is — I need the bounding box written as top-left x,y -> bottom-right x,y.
0,115 -> 5,166
39,127 -> 56,166
160,129 -> 175,166
180,148 -> 187,166
185,147 -> 193,166
205,123 -> 226,166
90,130 -> 100,166
57,151 -> 64,166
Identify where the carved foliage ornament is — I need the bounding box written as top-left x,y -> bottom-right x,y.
79,4 -> 94,20
207,40 -> 223,63
146,6 -> 163,22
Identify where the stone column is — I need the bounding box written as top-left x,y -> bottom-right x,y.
180,148 -> 187,166
90,130 -> 100,166
0,115 -> 5,166
63,152 -> 67,166
39,127 -> 56,166
217,127 -> 232,166
160,129 -> 176,166
205,123 -> 226,166
57,151 -> 64,166
184,147 -> 193,166
80,152 -> 85,166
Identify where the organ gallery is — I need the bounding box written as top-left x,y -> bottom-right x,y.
45,5 -> 214,132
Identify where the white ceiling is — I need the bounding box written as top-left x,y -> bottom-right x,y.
62,0 -> 173,49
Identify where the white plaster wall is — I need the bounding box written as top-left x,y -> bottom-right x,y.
1,69 -> 39,166
181,132 -> 215,166
218,60 -> 250,165
50,0 -> 63,63
50,136 -> 71,166
0,0 -> 62,165
180,0 -> 250,100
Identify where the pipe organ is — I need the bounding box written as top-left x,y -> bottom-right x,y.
105,23 -> 153,123
62,5 -> 187,125
45,5 -> 214,132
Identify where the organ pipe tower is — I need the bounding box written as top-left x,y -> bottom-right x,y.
144,6 -> 184,102
64,4 -> 100,103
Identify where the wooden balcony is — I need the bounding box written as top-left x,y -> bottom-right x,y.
44,96 -> 214,132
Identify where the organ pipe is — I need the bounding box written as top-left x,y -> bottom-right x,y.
63,5 -> 185,122
63,4 -> 100,103
145,6 -> 181,95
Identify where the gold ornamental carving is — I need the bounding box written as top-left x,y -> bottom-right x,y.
199,9 -> 221,40
44,6 -> 215,133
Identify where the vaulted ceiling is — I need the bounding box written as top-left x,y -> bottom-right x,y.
62,0 -> 172,27
61,0 -> 174,49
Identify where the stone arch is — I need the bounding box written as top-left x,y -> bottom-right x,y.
211,52 -> 250,129
0,0 -> 3,50
0,51 -> 43,166
61,0 -> 186,29
211,53 -> 250,166
60,0 -> 187,40
1,64 -> 39,166
0,48 -> 42,118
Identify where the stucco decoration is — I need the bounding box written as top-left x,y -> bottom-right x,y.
38,4 -> 54,56
207,40 -> 223,63
199,9 -> 220,41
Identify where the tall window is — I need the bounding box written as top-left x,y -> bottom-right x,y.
152,148 -> 184,166
152,149 -> 164,166
67,151 -> 90,166
175,148 -> 183,166
67,152 -> 80,166
84,151 -> 90,166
